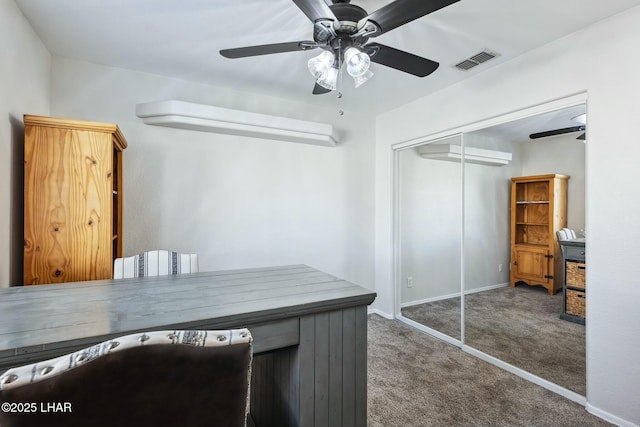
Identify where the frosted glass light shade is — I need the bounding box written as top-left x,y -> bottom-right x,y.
308,50 -> 335,79
353,70 -> 373,88
344,47 -> 370,77
317,67 -> 339,90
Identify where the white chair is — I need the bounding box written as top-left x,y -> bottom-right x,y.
556,228 -> 577,241
0,329 -> 252,427
113,250 -> 198,279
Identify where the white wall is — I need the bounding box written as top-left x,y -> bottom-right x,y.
49,58 -> 376,289
399,142 -> 462,304
0,0 -> 50,287
375,6 -> 640,425
461,141 -> 517,294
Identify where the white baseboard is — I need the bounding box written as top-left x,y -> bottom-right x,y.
400,291 -> 460,308
367,308 -> 394,319
586,403 -> 639,427
464,282 -> 509,295
400,282 -> 509,308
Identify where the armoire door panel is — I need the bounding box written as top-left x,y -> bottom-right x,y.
23,115 -> 127,285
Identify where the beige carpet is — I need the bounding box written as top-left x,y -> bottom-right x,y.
367,315 -> 609,427
401,285 -> 585,394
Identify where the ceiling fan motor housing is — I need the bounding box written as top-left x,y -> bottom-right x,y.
316,3 -> 371,56
329,3 -> 368,25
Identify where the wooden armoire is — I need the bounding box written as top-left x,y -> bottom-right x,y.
510,174 -> 568,295
23,115 -> 128,285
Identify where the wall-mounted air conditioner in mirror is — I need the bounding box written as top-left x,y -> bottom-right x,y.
417,144 -> 512,166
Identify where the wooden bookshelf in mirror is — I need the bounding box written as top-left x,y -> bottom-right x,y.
23,115 -> 128,285
510,174 -> 568,295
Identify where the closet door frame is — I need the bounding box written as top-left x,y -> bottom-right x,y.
391,92 -> 588,406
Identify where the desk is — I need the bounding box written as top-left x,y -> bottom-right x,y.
0,265 -> 376,427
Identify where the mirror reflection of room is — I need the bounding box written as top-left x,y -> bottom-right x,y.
398,104 -> 586,395
399,135 -> 462,341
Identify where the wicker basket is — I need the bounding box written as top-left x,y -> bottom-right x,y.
566,261 -> 586,289
566,289 -> 586,318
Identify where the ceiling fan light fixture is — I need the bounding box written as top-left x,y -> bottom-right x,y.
353,69 -> 373,88
307,50 -> 335,80
317,66 -> 339,90
344,47 -> 370,77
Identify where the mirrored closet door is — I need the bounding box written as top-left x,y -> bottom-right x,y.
398,135 -> 462,341
463,105 -> 587,395
396,102 -> 587,396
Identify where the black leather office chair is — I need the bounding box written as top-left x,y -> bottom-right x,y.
0,329 -> 252,427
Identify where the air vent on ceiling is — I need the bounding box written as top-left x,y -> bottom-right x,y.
455,59 -> 478,71
454,50 -> 498,71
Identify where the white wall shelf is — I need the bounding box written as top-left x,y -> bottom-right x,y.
136,100 -> 337,147
418,144 -> 512,166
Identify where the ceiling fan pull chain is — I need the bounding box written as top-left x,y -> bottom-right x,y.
337,38 -> 345,115
338,38 -> 343,99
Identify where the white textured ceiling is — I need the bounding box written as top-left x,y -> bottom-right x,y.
14,0 -> 640,114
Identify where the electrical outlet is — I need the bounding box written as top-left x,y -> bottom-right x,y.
498,264 -> 503,272
407,277 -> 413,288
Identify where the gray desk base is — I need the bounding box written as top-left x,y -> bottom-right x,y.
251,306 -> 368,427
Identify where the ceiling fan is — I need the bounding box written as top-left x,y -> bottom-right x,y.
529,113 -> 587,141
220,0 -> 460,95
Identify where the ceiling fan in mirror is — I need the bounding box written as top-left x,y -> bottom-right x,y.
529,113 -> 587,141
220,0 -> 460,95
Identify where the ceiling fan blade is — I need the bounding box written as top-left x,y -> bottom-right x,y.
365,43 -> 439,77
577,133 -> 586,140
529,126 -> 586,139
363,0 -> 460,36
291,0 -> 336,23
220,41 -> 317,59
312,82 -> 332,95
